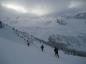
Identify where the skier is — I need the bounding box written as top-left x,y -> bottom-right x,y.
0,21 -> 3,28
54,47 -> 59,58
27,40 -> 30,47
41,45 -> 44,52
27,42 -> 30,47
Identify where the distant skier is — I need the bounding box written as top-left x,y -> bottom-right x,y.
41,45 -> 44,52
27,40 -> 30,47
54,47 -> 59,58
0,21 -> 3,28
27,43 -> 30,47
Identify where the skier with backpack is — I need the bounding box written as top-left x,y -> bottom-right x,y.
54,47 -> 59,58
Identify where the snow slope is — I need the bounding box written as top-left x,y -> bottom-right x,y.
19,17 -> 86,52
0,23 -> 26,45
1,10 -> 86,52
0,20 -> 86,64
0,35 -> 86,64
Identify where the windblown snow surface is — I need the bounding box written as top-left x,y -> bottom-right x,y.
0,20 -> 86,64
17,17 -> 86,52
0,9 -> 86,64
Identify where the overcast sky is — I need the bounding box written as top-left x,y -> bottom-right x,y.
0,0 -> 86,16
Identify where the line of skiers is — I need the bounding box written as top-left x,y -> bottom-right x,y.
40,45 -> 59,58
10,24 -> 59,58
27,42 -> 59,58
0,21 -> 59,58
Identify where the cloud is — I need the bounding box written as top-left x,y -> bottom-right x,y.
1,3 -> 28,13
0,0 -> 86,16
68,0 -> 85,8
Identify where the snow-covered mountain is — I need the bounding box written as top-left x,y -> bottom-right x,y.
18,10 -> 86,52
0,19 -> 86,64
1,9 -> 86,52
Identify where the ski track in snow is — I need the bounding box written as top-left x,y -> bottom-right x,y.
0,37 -> 86,64
0,10 -> 86,64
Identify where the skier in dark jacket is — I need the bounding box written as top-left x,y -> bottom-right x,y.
54,47 -> 59,58
27,42 -> 30,47
41,45 -> 44,52
0,21 -> 3,28
27,40 -> 30,47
